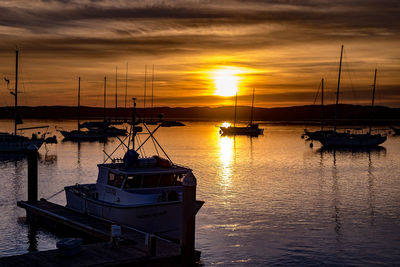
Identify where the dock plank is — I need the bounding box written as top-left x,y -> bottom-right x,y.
1,200 -> 183,266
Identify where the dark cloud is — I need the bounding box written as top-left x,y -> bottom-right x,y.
0,0 -> 398,107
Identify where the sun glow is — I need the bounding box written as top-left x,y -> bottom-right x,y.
213,69 -> 240,97
221,122 -> 231,128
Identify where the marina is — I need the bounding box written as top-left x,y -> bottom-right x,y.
0,120 -> 399,265
0,2 -> 399,265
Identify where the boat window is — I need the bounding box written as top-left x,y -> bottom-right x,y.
160,174 -> 174,186
142,174 -> 160,188
124,175 -> 142,189
107,172 -> 124,188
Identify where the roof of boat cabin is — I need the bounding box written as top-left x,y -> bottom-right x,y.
97,163 -> 191,175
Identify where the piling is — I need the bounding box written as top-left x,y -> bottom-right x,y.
27,144 -> 38,202
181,171 -> 197,264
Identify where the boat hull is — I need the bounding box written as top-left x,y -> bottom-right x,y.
60,130 -> 107,141
318,133 -> 387,147
0,136 -> 44,152
65,187 -> 184,239
220,126 -> 263,136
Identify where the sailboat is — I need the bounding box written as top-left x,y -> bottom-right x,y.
303,78 -> 336,141
0,49 -> 46,152
79,77 -> 127,137
219,88 -> 264,136
59,77 -> 107,141
311,45 -> 386,147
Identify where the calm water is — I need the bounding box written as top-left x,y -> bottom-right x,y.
1,120 -> 400,266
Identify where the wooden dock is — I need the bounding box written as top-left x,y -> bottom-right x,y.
0,200 -> 191,266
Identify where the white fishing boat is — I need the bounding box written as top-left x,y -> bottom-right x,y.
0,49 -> 46,152
64,99 -> 203,240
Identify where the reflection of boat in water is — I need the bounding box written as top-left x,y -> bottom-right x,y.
219,88 -> 263,136
0,49 -> 46,152
59,77 -> 108,142
317,145 -> 386,155
64,99 -> 203,240
391,126 -> 400,136
306,46 -> 386,148
0,151 -> 26,162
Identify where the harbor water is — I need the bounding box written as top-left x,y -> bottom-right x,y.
0,120 -> 399,266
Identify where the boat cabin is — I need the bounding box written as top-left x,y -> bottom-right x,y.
97,162 -> 189,190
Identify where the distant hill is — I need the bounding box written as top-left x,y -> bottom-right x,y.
0,105 -> 399,125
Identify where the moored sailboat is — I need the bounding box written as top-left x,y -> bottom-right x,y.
0,49 -> 46,152
219,88 -> 263,136
59,77 -> 107,141
310,45 -> 386,147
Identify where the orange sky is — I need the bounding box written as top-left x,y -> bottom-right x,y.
0,0 -> 399,108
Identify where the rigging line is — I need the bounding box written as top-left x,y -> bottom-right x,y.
342,50 -> 358,103
135,124 -> 162,152
151,133 -> 160,156
141,123 -> 173,164
45,188 -> 65,201
137,135 -> 145,157
313,80 -> 322,105
102,134 -> 130,164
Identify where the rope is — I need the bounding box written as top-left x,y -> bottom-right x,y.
45,188 -> 65,201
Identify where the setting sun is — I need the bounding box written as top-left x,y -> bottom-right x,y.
213,69 -> 240,97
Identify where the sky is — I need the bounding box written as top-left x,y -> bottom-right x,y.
0,0 -> 399,108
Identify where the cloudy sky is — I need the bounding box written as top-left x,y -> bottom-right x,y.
0,0 -> 399,108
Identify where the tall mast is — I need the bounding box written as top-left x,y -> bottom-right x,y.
125,62 -> 128,109
143,64 -> 147,121
321,78 -> 324,130
233,91 -> 238,127
103,76 -> 107,121
78,77 -> 81,131
369,68 -> 377,134
131,98 -> 136,150
14,49 -> 19,135
250,88 -> 255,125
334,44 -> 344,131
151,65 -> 154,121
115,66 -> 118,121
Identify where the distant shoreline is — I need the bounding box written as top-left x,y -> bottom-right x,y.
0,104 -> 399,126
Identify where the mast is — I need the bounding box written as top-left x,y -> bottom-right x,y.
14,49 -> 19,135
143,64 -> 147,121
125,62 -> 128,109
369,68 -> 377,134
321,78 -> 324,130
103,76 -> 107,121
78,77 -> 81,131
334,44 -> 344,131
131,98 -> 136,150
250,87 -> 255,125
233,91 -> 238,127
151,65 -> 154,121
115,66 -> 118,121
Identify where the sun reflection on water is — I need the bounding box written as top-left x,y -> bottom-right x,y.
218,136 -> 234,189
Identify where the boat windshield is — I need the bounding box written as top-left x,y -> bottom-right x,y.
107,172 -> 124,188
123,173 -> 184,189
